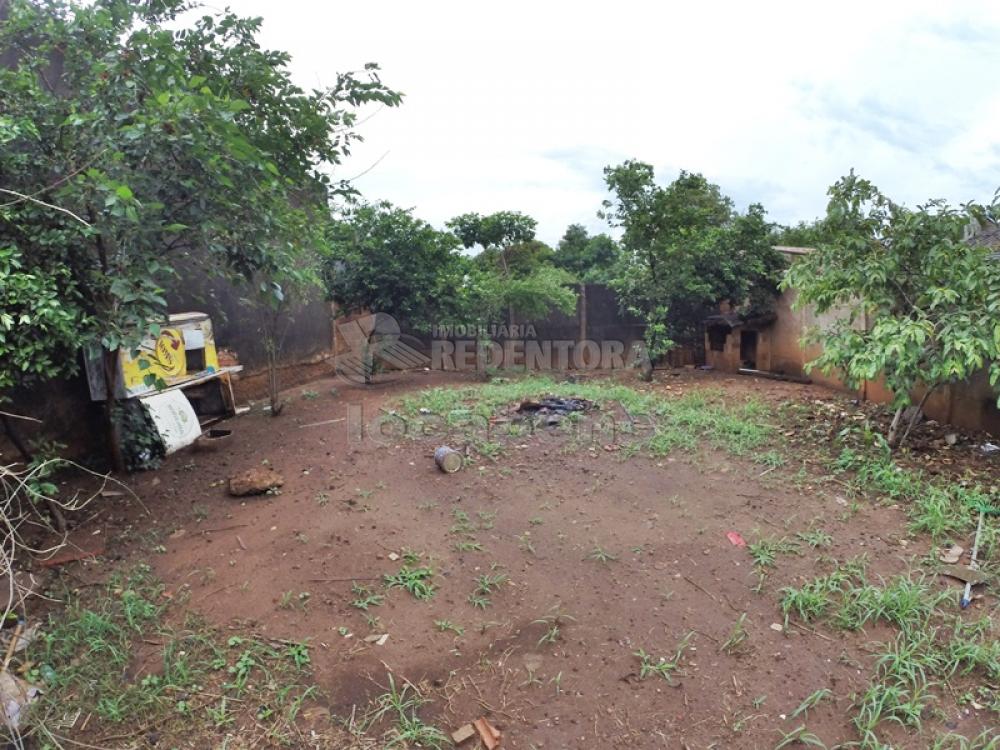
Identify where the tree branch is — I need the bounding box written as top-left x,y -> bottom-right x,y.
0,188 -> 91,226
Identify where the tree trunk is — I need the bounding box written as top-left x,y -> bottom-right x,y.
267,343 -> 283,416
102,347 -> 126,473
895,385 -> 937,449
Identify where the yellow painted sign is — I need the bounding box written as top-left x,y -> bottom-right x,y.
121,328 -> 187,392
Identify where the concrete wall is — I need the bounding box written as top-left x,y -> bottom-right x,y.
424,283 -> 648,371
706,252 -> 1000,435
166,267 -> 334,379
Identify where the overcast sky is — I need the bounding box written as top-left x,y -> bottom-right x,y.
223,0 -> 1000,246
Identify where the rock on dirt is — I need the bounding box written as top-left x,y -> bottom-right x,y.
938,544 -> 964,564
451,724 -> 476,744
227,468 -> 284,496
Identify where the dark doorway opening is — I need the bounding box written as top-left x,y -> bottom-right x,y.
740,330 -> 758,369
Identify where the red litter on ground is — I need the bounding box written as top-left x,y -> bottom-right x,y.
726,531 -> 747,548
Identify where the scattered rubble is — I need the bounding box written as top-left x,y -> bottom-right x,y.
473,716 -> 502,749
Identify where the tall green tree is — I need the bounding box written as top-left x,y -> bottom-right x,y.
447,211 -> 577,326
553,224 -> 621,282
324,201 -> 467,383
772,219 -> 827,248
601,161 -> 783,376
0,0 -> 399,466
784,173 -> 1000,447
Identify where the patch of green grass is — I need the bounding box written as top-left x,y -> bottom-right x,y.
634,632 -> 694,683
27,566 -> 322,743
931,730 -> 1000,750
278,589 -> 311,611
533,612 -> 575,647
774,724 -> 827,749
473,570 -> 508,595
398,377 -> 773,461
834,574 -> 948,634
791,687 -> 833,719
450,508 -> 476,536
350,583 -> 385,610
588,545 -> 618,564
781,571 -> 849,623
797,527 -> 833,548
383,566 -> 436,601
453,539 -> 483,552
755,450 -> 786,469
399,547 -> 422,565
466,567 -> 508,609
748,536 -> 799,568
434,620 -> 464,636
777,558 -> 1000,749
646,425 -> 698,455
361,674 -> 450,749
467,592 -> 491,609
831,432 -> 990,551
721,613 -> 749,655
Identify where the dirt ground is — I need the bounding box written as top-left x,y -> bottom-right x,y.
37,367 -> 999,748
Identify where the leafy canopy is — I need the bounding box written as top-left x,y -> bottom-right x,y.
324,201 -> 467,330
552,224 -> 621,283
601,160 -> 784,357
447,211 -> 577,325
0,0 -> 399,393
784,172 -> 1000,409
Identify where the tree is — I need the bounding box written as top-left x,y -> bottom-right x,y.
0,0 -> 399,467
601,161 -> 783,377
324,201 -> 467,383
447,211 -> 577,326
772,219 -> 827,248
447,211 -> 538,263
241,226 -> 325,415
553,224 -> 621,282
784,172 -> 1000,448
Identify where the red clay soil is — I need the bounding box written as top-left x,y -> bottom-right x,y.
45,369 -> 997,748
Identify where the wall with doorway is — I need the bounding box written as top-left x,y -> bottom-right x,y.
705,249 -> 1000,435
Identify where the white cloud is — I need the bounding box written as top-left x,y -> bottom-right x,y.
223,0 -> 1000,243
